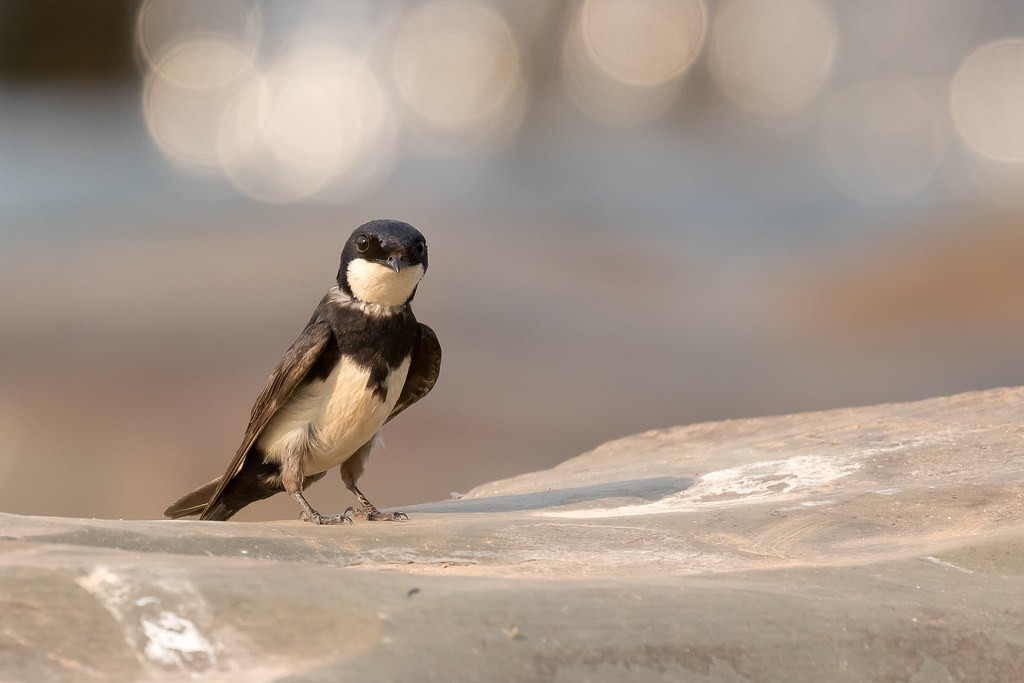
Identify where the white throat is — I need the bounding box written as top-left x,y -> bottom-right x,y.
346,259 -> 424,307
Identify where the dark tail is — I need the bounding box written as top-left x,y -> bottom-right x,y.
164,478 -> 238,521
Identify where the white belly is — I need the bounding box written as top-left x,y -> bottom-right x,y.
257,356 -> 411,475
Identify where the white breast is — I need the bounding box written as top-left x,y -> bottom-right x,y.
257,355 -> 411,476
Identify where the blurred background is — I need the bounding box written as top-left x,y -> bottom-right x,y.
2,0 -> 1024,521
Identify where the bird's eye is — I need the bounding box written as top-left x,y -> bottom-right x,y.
355,234 -> 370,252
414,240 -> 426,256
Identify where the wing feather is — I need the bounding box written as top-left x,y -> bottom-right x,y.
199,319 -> 333,519
386,323 -> 441,424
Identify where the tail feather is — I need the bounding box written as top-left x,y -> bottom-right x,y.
164,478 -> 222,519
165,457 -> 291,521
199,498 -> 239,521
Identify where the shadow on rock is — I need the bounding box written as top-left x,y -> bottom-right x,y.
409,476 -> 694,513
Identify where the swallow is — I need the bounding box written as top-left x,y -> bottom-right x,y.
164,219 -> 441,523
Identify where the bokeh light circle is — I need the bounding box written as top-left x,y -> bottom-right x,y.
950,38 -> 1024,163
579,0 -> 706,87
220,43 -> 397,203
710,0 -> 837,116
136,0 -> 261,69
142,38 -> 259,169
392,0 -> 525,154
819,82 -> 941,203
563,0 -> 706,126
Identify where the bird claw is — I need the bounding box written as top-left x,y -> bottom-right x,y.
300,507 -> 354,525
355,508 -> 409,522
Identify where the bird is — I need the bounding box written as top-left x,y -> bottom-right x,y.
164,219 -> 441,524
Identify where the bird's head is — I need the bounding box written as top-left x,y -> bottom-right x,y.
337,219 -> 428,306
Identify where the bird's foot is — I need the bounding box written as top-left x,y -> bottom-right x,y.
354,507 -> 408,522
348,485 -> 408,521
300,507 -> 354,525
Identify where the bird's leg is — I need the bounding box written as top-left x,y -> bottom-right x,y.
282,432 -> 351,525
290,491 -> 353,525
340,434 -> 407,521
348,484 -> 408,521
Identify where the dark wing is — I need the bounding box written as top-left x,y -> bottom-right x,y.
199,319 -> 334,519
386,323 -> 441,424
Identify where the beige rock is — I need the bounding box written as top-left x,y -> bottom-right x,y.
2,387 -> 1023,681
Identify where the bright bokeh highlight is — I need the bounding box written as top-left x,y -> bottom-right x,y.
221,42 -> 397,203
563,0 -> 706,126
951,39 -> 1024,163
710,0 -> 837,116
142,38 -> 258,170
136,0 -> 399,203
391,0 -> 525,155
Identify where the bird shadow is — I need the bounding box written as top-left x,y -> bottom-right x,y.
405,476 -> 694,514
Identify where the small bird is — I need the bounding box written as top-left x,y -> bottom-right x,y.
165,219 -> 441,523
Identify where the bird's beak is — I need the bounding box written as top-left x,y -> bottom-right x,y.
384,255 -> 404,273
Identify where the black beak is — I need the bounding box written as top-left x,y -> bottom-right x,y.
384,255 -> 404,273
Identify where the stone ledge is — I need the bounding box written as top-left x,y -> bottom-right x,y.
3,387 -> 1023,681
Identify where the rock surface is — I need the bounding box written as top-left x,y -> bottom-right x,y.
3,388 -> 1024,682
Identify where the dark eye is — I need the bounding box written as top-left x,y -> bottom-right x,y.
414,240 -> 426,256
355,234 -> 370,252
